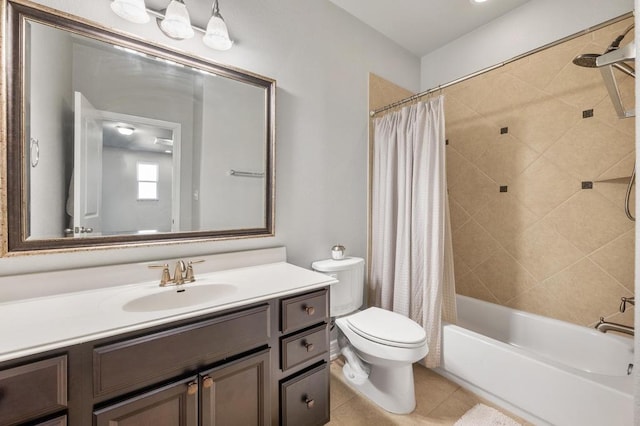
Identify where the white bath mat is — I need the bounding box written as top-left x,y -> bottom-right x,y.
455,403 -> 521,426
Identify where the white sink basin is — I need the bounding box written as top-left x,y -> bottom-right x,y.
122,284 -> 237,312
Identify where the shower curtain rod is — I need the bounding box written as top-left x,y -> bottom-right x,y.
369,11 -> 634,118
369,64 -> 502,117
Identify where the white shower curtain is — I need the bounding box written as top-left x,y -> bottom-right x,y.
371,96 -> 456,368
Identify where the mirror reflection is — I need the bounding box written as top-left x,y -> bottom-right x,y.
8,6 -> 274,252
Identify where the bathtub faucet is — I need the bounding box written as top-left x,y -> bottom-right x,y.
595,317 -> 634,336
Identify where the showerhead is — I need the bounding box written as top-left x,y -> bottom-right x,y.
572,53 -> 600,68
572,53 -> 635,77
573,24 -> 635,69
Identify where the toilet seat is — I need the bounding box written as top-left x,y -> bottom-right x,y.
344,307 -> 427,348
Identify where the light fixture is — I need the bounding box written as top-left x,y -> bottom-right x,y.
116,125 -> 135,136
154,137 -> 174,146
470,0 -> 489,3
203,0 -> 233,51
109,0 -> 234,51
159,0 -> 195,40
110,0 -> 150,24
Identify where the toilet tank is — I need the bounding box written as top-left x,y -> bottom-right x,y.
312,257 -> 364,317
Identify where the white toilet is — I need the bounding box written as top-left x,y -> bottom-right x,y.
312,257 -> 428,414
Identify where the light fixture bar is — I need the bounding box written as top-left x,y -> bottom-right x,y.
110,0 -> 233,50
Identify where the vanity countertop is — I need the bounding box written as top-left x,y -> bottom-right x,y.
0,261 -> 337,363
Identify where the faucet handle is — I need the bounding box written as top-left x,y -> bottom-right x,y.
620,296 -> 635,313
148,263 -> 171,286
185,259 -> 205,283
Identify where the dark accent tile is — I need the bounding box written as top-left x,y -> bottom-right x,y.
582,109 -> 594,119
582,181 -> 593,189
499,185 -> 508,193
500,127 -> 508,134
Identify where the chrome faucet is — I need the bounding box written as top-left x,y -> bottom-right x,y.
595,317 -> 634,336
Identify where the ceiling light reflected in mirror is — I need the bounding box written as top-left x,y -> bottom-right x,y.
116,125 -> 135,135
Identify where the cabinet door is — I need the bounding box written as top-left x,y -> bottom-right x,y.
200,349 -> 270,426
281,363 -> 329,426
93,376 -> 198,426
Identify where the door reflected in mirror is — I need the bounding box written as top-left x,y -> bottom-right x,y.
4,1 -> 275,254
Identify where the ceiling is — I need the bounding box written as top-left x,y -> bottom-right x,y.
328,0 -> 531,57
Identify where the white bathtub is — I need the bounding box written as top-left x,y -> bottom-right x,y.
435,295 -> 634,426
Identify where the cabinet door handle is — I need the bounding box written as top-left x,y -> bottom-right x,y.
304,397 -> 315,409
303,341 -> 314,352
187,381 -> 198,395
203,376 -> 214,389
304,306 -> 315,315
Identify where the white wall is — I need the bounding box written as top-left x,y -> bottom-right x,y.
420,0 -> 634,90
0,0 -> 420,276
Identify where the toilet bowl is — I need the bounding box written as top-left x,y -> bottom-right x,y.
312,257 -> 428,414
335,307 -> 428,414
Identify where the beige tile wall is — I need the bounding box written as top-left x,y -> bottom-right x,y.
444,17 -> 635,327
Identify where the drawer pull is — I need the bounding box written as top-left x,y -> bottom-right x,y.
304,396 -> 315,409
303,341 -> 315,352
187,381 -> 198,395
203,376 -> 214,389
304,306 -> 315,315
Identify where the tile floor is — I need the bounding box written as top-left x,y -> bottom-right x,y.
327,358 -> 532,425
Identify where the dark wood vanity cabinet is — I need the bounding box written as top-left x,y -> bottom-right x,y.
0,286 -> 330,426
93,349 -> 271,426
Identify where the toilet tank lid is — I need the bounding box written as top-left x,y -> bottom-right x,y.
312,257 -> 364,272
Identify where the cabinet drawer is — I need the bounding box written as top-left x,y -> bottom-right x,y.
280,362 -> 329,426
0,355 -> 67,426
36,415 -> 67,426
281,289 -> 328,334
281,324 -> 328,371
94,304 -> 270,398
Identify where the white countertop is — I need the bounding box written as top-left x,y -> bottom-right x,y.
0,261 -> 337,363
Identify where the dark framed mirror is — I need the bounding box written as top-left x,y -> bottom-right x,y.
2,0 -> 275,255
